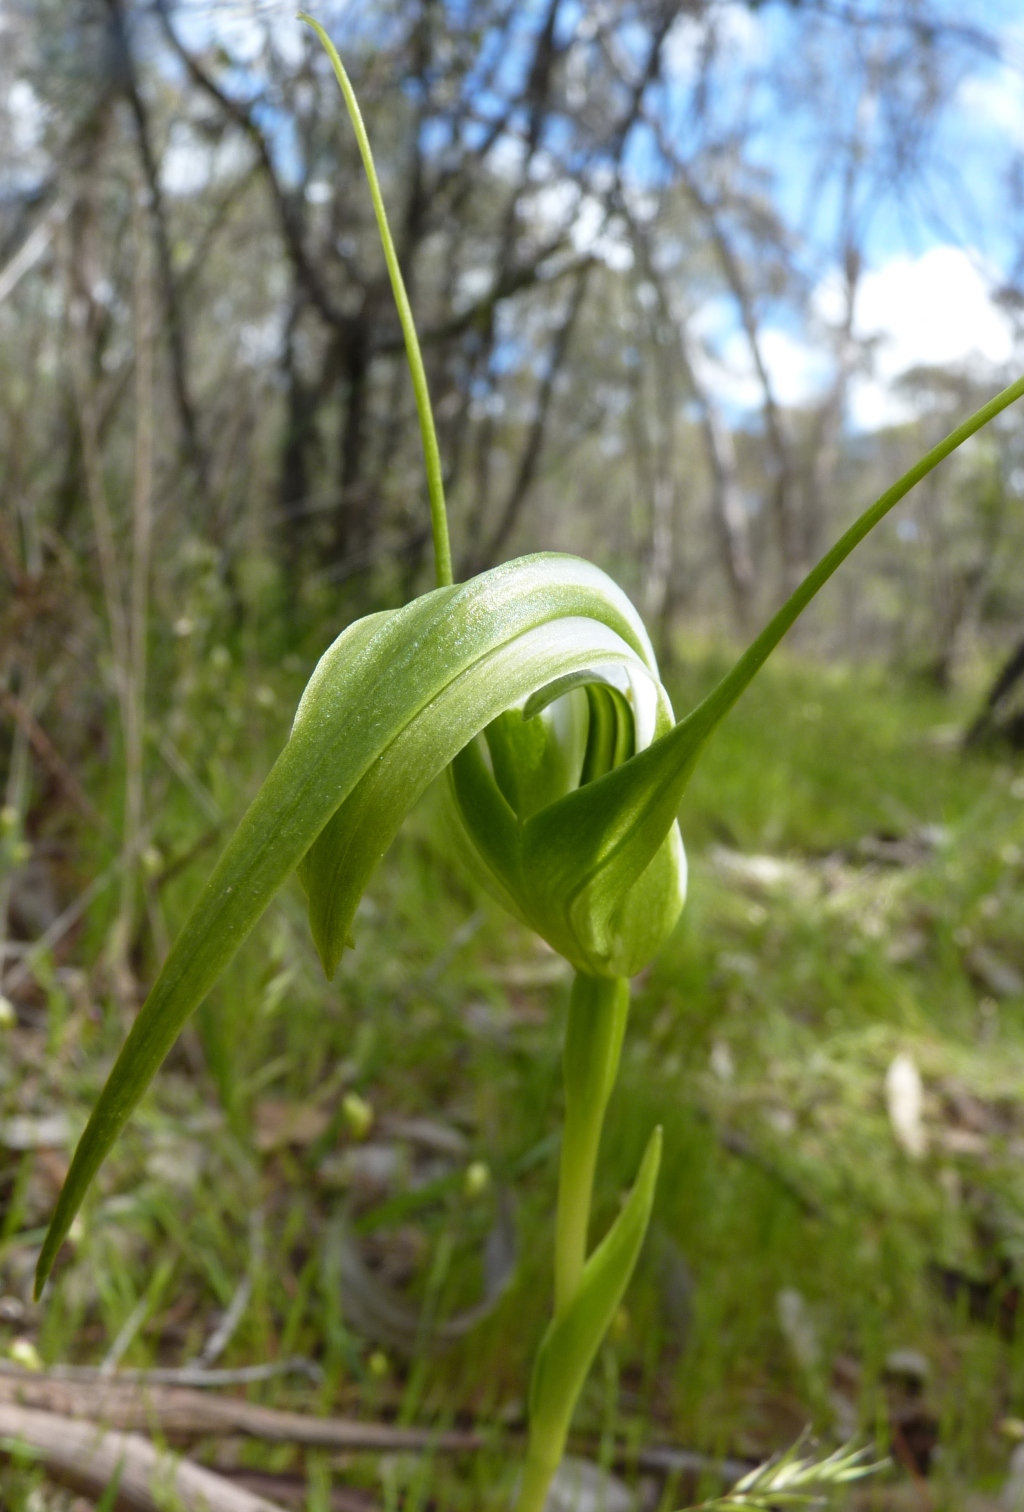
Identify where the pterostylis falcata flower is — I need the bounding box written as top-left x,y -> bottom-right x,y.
33,17 -> 1024,1512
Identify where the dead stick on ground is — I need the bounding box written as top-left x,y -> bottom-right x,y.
0,1371 -> 482,1452
0,1403 -> 284,1512
0,1370 -> 745,1487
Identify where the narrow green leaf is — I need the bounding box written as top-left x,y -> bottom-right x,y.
527,1125 -> 661,1468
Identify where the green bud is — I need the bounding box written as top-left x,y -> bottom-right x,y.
464,1160 -> 491,1199
141,845 -> 164,877
8,1338 -> 42,1372
342,1091 -> 374,1140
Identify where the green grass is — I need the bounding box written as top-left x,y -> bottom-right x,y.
4,644 -> 1024,1509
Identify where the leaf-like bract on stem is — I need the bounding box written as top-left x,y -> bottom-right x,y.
524,1126 -> 662,1488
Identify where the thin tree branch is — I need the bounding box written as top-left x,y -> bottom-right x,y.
0,1403 -> 283,1512
470,261 -> 591,572
105,0 -> 206,486
0,1372 -> 481,1452
0,689 -> 105,830
643,111 -> 801,584
626,208 -> 755,626
156,2 -> 351,336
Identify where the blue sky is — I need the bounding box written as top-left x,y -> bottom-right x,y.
451,0 -> 1020,426
631,1 -> 1024,426
82,0 -> 1024,430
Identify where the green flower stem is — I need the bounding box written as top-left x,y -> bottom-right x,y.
517,1445 -> 563,1512
516,973 -> 630,1512
516,1118 -> 661,1512
298,14 -> 453,589
555,975 -> 630,1316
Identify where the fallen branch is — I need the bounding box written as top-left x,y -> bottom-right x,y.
18,1357 -> 322,1388
0,1402 -> 284,1512
0,1367 -> 482,1452
0,1366 -> 746,1493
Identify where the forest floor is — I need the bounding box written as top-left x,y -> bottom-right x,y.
2,643 -> 1024,1511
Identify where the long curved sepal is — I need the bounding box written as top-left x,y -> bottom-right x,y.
34,555 -> 662,1296
516,371 -> 1024,965
524,1126 -> 662,1486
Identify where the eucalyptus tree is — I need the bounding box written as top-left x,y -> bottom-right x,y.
5,0 -> 1007,620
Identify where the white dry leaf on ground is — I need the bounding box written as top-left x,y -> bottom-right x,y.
710,1040 -> 735,1082
1003,1442 -> 1024,1511
145,1134 -> 206,1191
708,846 -> 818,901
252,1099 -> 331,1152
542,1457 -> 634,1512
0,1114 -> 71,1150
885,1051 -> 926,1158
319,1142 -> 406,1199
776,1287 -> 821,1373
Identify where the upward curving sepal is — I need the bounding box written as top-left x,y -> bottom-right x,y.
512,373 -> 1024,973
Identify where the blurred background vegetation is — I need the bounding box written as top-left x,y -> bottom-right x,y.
5,1 -> 1024,1508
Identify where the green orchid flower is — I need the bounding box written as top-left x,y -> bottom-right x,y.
32,18 -> 1024,1512
293,552 -> 685,983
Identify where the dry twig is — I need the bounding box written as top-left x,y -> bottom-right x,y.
0,1368 -> 482,1452
0,1402 -> 284,1512
0,1366 -> 746,1493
